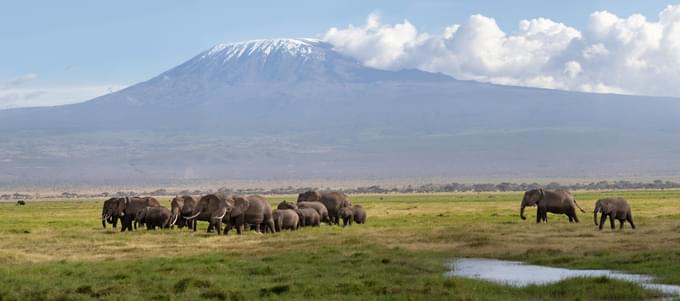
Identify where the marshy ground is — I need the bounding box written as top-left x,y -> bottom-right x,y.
1,190 -> 680,300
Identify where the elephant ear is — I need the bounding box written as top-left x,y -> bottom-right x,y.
538,188 -> 545,199
231,196 -> 250,215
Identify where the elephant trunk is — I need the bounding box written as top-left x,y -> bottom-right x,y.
593,202 -> 600,225
520,202 -> 527,220
170,213 -> 179,227
169,207 -> 180,227
101,214 -> 109,228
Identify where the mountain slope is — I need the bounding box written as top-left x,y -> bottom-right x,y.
1,38 -> 680,185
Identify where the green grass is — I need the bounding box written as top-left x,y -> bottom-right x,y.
1,190 -> 680,300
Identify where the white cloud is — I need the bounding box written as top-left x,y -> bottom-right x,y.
0,77 -> 125,110
323,6 -> 680,97
324,12 -> 426,69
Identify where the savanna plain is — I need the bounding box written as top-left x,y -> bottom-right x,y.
1,190 -> 680,300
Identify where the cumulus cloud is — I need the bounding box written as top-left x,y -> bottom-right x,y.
0,75 -> 125,110
323,6 -> 680,97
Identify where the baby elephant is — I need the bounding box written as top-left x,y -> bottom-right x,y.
352,205 -> 366,224
296,208 -> 320,227
136,206 -> 172,230
339,207 -> 354,227
594,198 -> 635,230
273,209 -> 300,232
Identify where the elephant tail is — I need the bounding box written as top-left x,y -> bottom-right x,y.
573,199 -> 586,213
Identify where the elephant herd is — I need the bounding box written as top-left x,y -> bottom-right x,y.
100,190 -> 367,234
520,188 -> 636,230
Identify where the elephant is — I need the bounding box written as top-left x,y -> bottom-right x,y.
183,193 -> 231,234
277,200 -> 298,210
352,205 -> 366,224
101,197 -> 121,228
102,196 -> 161,232
295,208 -> 320,227
296,201 -> 329,224
594,198 -> 636,230
273,209 -> 300,231
520,189 -> 585,223
297,190 -> 351,225
136,206 -> 172,230
16,200 -> 26,206
169,195 -> 198,229
222,195 -> 275,235
339,207 -> 354,227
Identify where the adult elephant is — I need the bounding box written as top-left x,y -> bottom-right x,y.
136,206 -> 172,230
103,196 -> 161,232
297,190 -> 351,225
101,198 -> 121,228
223,195 -> 275,235
183,193 -> 231,234
169,195 -> 198,229
520,189 -> 585,223
594,198 -> 636,230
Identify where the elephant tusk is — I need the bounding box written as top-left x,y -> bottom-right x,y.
183,212 -> 200,220
215,208 -> 227,221
170,214 -> 179,226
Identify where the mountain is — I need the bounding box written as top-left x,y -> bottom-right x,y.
1,38 -> 680,186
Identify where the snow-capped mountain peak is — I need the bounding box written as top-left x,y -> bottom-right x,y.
204,38 -> 324,59
159,37 -> 451,84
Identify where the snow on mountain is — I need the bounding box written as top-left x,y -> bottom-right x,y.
204,38 -> 322,59
150,38 -> 450,84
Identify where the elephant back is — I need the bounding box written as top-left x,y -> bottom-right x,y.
297,190 -> 321,203
298,202 -> 329,222
319,191 -> 350,211
122,197 -> 159,216
277,200 -> 297,210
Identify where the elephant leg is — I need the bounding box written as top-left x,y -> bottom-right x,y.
619,219 -> 624,229
609,215 -> 615,229
267,220 -> 275,233
193,220 -> 197,232
573,213 -> 579,223
536,208 -> 543,224
121,216 -> 130,232
215,221 -> 222,235
627,214 -> 636,229
599,214 -> 607,230
568,215 -> 574,223
113,217 -> 118,228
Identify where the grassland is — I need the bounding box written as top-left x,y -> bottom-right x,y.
1,190 -> 680,300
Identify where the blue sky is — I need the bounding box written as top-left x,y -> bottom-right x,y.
1,1 -> 678,108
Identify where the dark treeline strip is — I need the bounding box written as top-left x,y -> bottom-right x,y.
4,180 -> 680,200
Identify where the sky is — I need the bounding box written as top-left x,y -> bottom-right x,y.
1,0 -> 679,109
